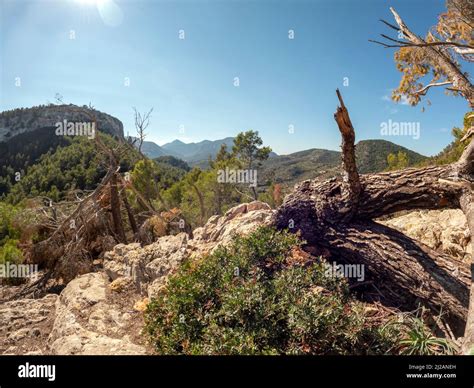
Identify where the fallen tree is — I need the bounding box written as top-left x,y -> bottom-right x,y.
274,90 -> 474,353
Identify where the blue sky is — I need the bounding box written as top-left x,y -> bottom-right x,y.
1,0 -> 472,156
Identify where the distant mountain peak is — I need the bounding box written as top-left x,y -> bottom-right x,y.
165,139 -> 186,145
161,137 -> 236,162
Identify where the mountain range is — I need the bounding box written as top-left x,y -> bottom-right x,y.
131,136 -> 427,185
134,137 -> 236,163
0,105 -> 428,190
133,137 -> 281,167
259,139 -> 427,186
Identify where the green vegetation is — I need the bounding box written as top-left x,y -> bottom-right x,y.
0,203 -> 24,284
396,316 -> 456,355
0,127 -> 71,197
154,155 -> 191,172
160,145 -> 243,226
386,151 -> 409,171
157,134 -> 275,227
129,158 -> 186,209
232,130 -> 272,169
355,140 -> 425,173
260,148 -> 341,186
232,131 -> 271,200
0,126 -> 276,230
5,133 -> 137,204
145,226 -> 400,355
0,202 -> 21,245
419,112 -> 474,166
259,140 -> 427,187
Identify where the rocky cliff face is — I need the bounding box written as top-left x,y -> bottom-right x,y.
0,105 -> 124,142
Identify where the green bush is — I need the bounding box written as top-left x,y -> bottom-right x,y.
0,238 -> 24,285
0,202 -> 21,245
145,226 -> 398,355
0,238 -> 22,265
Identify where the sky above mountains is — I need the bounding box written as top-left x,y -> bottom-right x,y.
0,0 -> 471,156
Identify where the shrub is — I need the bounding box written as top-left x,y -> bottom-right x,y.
145,226 -> 398,355
0,238 -> 22,265
386,312 -> 457,355
0,202 -> 21,245
0,238 -> 24,285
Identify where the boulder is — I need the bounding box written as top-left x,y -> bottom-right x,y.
47,273 -> 147,355
190,201 -> 274,255
103,233 -> 189,296
381,209 -> 471,261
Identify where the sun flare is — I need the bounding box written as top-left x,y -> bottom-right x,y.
75,0 -> 103,6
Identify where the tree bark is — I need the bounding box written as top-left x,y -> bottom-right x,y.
192,184 -> 206,226
334,88 -> 361,215
110,173 -> 126,243
120,181 -> 138,236
274,90 -> 474,348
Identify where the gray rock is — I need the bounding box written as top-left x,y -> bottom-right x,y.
47,273 -> 147,355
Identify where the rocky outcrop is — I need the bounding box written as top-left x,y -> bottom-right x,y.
104,201 -> 274,298
381,209 -> 471,261
190,201 -> 274,256
0,104 -> 124,142
1,201 -> 471,355
1,273 -> 148,355
104,233 -> 189,297
48,273 -> 147,355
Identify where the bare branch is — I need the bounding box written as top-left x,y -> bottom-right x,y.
133,107 -> 153,155
379,18 -> 399,32
370,37 -> 474,50
414,81 -> 453,95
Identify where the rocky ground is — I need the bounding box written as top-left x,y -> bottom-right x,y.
0,201 -> 273,355
0,202 -> 469,355
381,209 -> 471,262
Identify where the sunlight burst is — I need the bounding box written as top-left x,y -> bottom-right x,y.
75,0 -> 103,6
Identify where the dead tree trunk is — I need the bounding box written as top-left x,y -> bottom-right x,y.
275,90 -> 474,350
192,183 -> 206,226
110,172 -> 126,243
120,180 -> 138,235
